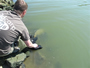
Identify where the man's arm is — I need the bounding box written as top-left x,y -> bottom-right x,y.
24,39 -> 38,48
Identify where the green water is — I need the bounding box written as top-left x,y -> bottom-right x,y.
23,0 -> 90,68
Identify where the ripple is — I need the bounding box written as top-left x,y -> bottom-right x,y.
78,3 -> 90,6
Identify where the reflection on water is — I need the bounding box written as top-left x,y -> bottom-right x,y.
24,0 -> 90,68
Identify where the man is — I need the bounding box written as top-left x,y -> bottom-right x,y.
0,0 -> 38,57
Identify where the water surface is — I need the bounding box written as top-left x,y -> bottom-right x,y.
23,0 -> 90,68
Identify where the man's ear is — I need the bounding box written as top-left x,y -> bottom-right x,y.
20,10 -> 27,18
23,10 -> 26,16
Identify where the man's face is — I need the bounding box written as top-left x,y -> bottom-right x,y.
21,10 -> 27,18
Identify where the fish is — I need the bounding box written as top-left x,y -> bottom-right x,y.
34,29 -> 44,37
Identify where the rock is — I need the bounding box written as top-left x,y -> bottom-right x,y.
6,53 -> 27,68
0,0 -> 14,11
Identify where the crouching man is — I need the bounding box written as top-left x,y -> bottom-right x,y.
0,0 -> 38,57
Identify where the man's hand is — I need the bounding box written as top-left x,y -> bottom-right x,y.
30,44 -> 42,50
31,43 -> 38,48
24,40 -> 42,50
24,39 -> 38,48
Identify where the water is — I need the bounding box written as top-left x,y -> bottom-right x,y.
23,0 -> 90,68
